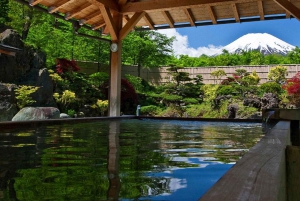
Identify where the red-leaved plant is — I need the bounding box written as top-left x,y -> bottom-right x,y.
283,71 -> 300,107
55,58 -> 80,74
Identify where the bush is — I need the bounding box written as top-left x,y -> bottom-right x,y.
216,85 -> 236,96
140,105 -> 161,116
15,85 -> 39,109
89,72 -> 109,88
182,98 -> 199,105
259,82 -> 283,96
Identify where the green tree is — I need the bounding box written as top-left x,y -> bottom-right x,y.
0,0 -> 9,24
210,69 -> 226,83
287,46 -> 300,64
268,65 -> 288,84
122,30 -> 174,77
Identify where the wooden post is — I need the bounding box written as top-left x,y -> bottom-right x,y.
290,120 -> 300,146
109,40 -> 122,116
286,145 -> 300,201
108,13 -> 123,117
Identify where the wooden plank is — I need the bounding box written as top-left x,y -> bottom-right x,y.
65,2 -> 92,20
99,5 -> 118,40
143,13 -> 155,30
162,11 -> 175,28
231,3 -> 240,22
184,8 -> 196,26
49,0 -> 72,13
119,12 -> 145,40
29,0 -> 44,6
274,0 -> 300,20
199,121 -> 291,201
257,0 -> 264,20
207,5 -> 217,24
87,0 -> 119,12
286,145 -> 300,201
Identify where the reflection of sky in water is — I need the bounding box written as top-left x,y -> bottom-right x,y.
140,157 -> 234,201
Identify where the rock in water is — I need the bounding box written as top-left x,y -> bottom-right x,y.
12,107 -> 60,121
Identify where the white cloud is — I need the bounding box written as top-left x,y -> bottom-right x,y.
157,29 -> 223,57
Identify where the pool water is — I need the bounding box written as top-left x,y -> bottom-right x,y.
0,119 -> 263,201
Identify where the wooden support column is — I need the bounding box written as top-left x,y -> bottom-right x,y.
109,39 -> 122,116
108,11 -> 123,116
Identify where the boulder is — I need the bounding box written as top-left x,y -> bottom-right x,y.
60,113 -> 70,118
0,29 -> 47,83
12,107 -> 60,121
17,68 -> 56,107
0,83 -> 18,121
227,104 -> 239,119
243,96 -> 261,108
261,93 -> 279,109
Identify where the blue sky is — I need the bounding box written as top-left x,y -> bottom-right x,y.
157,18 -> 300,57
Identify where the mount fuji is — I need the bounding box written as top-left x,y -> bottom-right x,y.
222,33 -> 295,55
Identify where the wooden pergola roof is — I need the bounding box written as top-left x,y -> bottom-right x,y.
22,0 -> 300,39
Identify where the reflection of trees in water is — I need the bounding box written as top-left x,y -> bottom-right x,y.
0,120 -> 264,200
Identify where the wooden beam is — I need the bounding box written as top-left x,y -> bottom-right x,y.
286,0 -> 291,18
119,12 -> 145,40
207,5 -> 217,24
231,3 -> 240,22
0,49 -> 16,56
184,8 -> 196,26
257,1 -> 264,20
143,13 -> 155,30
65,2 -> 92,20
100,5 -> 118,40
92,22 -> 106,30
87,0 -> 119,12
162,11 -> 175,28
273,0 -> 300,20
84,11 -> 101,24
49,0 -> 72,13
118,0 -> 127,5
121,0 -> 236,13
123,15 -> 130,22
29,0 -> 43,6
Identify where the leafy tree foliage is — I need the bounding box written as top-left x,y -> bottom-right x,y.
0,0 -> 9,23
122,30 -> 174,76
268,65 -> 288,84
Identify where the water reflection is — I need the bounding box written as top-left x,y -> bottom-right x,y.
0,119 -> 263,200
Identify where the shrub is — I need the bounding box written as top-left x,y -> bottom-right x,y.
268,65 -> 288,84
95,99 -> 109,116
15,85 -> 39,109
216,85 -> 236,96
283,71 -> 300,107
89,72 -> 109,88
259,82 -> 282,96
140,105 -> 161,116
182,98 -> 199,105
67,109 -> 76,117
125,74 -> 144,92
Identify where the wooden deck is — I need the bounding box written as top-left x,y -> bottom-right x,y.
199,120 -> 300,201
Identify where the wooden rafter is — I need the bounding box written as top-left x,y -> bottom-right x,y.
121,0 -> 237,13
231,3 -> 240,22
123,15 -> 130,22
184,8 -> 196,26
143,13 -> 155,30
49,0 -> 73,14
274,0 -> 300,20
87,0 -> 119,12
65,2 -> 92,20
92,22 -> 106,30
29,0 -> 44,6
100,5 -> 118,40
118,0 -> 127,5
119,12 -> 145,40
162,11 -> 174,28
84,11 -> 102,24
286,0 -> 291,18
257,1 -> 264,20
207,5 -> 217,24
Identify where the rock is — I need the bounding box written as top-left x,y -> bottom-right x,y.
12,107 -> 60,121
0,29 -> 23,49
60,113 -> 70,118
261,93 -> 279,109
243,97 -> 261,108
17,68 -> 56,107
0,29 -> 47,83
0,83 -> 18,121
227,104 -> 239,119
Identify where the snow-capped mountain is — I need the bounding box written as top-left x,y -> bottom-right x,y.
223,33 -> 295,55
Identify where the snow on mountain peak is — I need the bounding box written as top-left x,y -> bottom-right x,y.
223,33 -> 295,55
